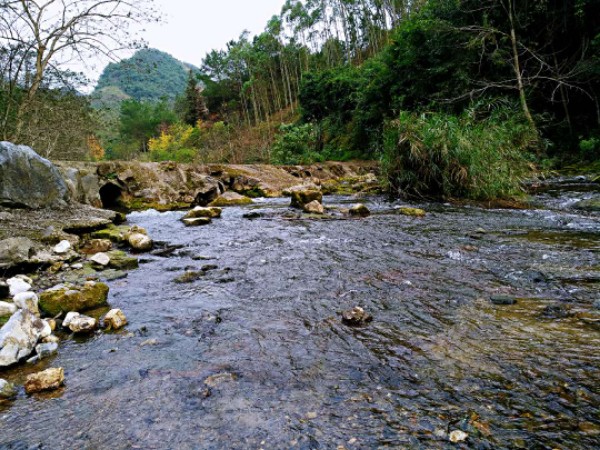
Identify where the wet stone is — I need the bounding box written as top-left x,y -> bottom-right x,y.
490,295 -> 517,305
341,307 -> 373,327
24,367 -> 64,394
0,379 -> 17,399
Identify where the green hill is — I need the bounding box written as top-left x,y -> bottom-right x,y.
94,48 -> 196,103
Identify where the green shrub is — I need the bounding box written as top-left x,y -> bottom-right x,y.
579,136 -> 600,159
382,108 -> 539,200
270,123 -> 322,165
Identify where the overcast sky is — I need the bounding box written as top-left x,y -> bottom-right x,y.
145,0 -> 284,66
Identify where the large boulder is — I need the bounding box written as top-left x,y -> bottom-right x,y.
39,281 -> 109,316
0,141 -> 69,209
0,310 -> 46,367
0,238 -> 36,269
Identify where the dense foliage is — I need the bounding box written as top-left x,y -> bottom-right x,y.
95,49 -> 195,102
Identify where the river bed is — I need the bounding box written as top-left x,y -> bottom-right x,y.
1,179 -> 599,449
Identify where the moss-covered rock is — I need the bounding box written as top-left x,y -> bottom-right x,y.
39,281 -> 109,316
106,250 -> 139,270
210,192 -> 253,207
183,206 -> 222,219
349,204 -> 370,217
396,207 -> 427,218
90,225 -> 129,244
290,190 -> 323,209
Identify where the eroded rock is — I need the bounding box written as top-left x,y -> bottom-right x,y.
0,142 -> 69,209
24,367 -> 64,394
128,233 -> 153,252
104,309 -> 128,330
68,314 -> 97,333
182,217 -> 212,227
341,307 -> 373,326
303,200 -> 324,214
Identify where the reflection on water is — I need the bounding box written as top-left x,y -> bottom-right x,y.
1,182 -> 599,449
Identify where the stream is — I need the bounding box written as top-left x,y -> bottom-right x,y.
1,177 -> 599,449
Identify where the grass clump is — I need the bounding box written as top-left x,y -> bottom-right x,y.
382,107 -> 539,200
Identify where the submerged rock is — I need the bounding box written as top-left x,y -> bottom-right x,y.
490,295 -> 517,305
39,281 -> 109,316
104,309 -> 128,330
0,141 -> 70,209
35,342 -> 59,359
341,307 -> 373,326
0,310 -> 46,367
303,200 -> 325,214
210,192 -> 253,207
349,204 -> 370,217
0,379 -> 17,399
24,367 -> 64,394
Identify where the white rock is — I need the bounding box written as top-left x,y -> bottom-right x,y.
7,277 -> 31,297
449,430 -> 468,443
303,200 -> 325,214
0,301 -> 17,317
39,320 -> 52,339
15,275 -> 33,284
128,233 -> 153,252
90,252 -> 110,267
68,315 -> 97,333
53,240 -> 71,254
0,310 -> 46,367
62,312 -> 80,328
0,378 -> 17,399
104,309 -> 128,330
42,335 -> 60,344
13,291 -> 39,316
71,263 -> 84,270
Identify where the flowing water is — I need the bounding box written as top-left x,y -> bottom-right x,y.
1,178 -> 599,449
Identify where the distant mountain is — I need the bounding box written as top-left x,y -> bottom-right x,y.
93,48 -> 197,103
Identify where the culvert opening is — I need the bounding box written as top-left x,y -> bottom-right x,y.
99,183 -> 124,209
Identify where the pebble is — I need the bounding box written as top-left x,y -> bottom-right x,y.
449,430 -> 468,443
90,252 -> 111,267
